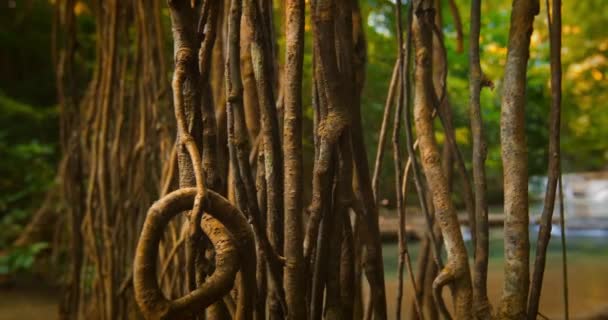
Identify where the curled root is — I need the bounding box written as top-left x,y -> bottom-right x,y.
433,267 -> 454,320
133,189 -> 256,320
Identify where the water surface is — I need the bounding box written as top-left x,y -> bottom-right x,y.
382,228 -> 608,319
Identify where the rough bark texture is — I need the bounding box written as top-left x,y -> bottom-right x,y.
47,0 -> 568,319
226,1 -> 290,319
430,5 -> 477,255
283,0 -> 307,319
133,189 -> 255,320
134,190 -> 237,320
402,4 -> 444,272
412,3 -> 472,319
306,2 -> 344,319
498,0 -> 539,318
240,12 -> 261,141
211,2 -> 229,197
53,0 -> 175,318
199,0 -> 222,194
169,0 -> 203,191
242,1 -> 285,317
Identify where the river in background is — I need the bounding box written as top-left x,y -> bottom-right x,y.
379,173 -> 608,319
381,226 -> 608,319
0,233 -> 605,320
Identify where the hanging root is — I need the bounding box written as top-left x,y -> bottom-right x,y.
432,267 -> 454,320
133,189 -> 255,320
413,3 -> 473,319
134,191 -> 236,319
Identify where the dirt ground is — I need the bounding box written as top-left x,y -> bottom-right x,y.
0,276 -> 58,320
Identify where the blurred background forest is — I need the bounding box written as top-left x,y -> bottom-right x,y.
0,0 -> 607,307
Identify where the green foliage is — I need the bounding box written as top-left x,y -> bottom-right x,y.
0,242 -> 49,275
0,0 -> 56,106
359,0 -> 608,204
0,91 -> 57,248
0,0 -> 60,258
0,0 -> 606,231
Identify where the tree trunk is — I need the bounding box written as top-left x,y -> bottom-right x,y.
412,2 -> 473,319
498,0 -> 539,318
283,0 -> 307,319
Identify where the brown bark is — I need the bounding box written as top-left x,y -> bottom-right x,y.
240,12 -> 261,141
283,0 -> 307,319
412,3 -> 472,319
528,0 -> 562,318
347,1 -> 389,317
393,2 -> 422,319
225,0 -> 285,317
198,6 -> 228,316
333,3 -> 359,317
134,190 -> 238,320
324,137 -> 351,320
430,8 -> 477,255
166,1 -> 208,302
58,0 -> 175,318
306,4 -> 343,318
42,1 -> 565,319
446,0 -> 464,53
371,61 -> 399,200
54,2 -> 84,318
133,189 -> 255,320
199,0 -> 223,193
340,211 -> 356,320
171,4 -> 236,318
498,0 -> 539,318
469,0 -> 492,318
168,0 -> 203,191
255,151 -> 268,320
242,1 -> 285,317
211,2 -> 228,196
305,3 -> 368,320
401,4 -> 444,272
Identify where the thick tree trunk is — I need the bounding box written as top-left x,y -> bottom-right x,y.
498,0 -> 539,318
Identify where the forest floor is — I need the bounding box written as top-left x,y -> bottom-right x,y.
0,275 -> 58,320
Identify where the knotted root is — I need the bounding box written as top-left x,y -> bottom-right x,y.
133,189 -> 255,320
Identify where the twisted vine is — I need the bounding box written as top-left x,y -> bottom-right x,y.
134,2 -> 256,319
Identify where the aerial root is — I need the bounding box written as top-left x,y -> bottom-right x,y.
433,267 -> 455,320
133,189 -> 255,320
